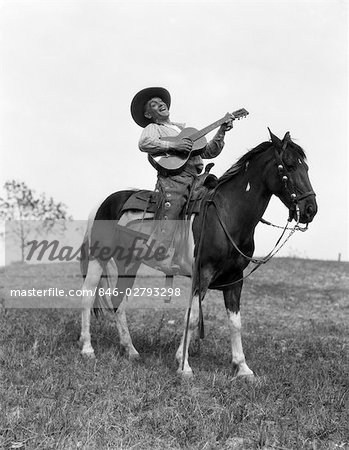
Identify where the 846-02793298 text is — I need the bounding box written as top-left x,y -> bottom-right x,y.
97,287 -> 181,297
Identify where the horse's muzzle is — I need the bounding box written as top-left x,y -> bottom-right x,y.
299,196 -> 318,223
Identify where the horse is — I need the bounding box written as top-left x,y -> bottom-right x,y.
78,129 -> 317,377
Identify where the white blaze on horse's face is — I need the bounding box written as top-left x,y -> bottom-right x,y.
245,182 -> 251,192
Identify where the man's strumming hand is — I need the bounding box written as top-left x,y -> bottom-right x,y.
169,138 -> 193,154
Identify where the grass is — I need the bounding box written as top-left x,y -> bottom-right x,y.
0,258 -> 348,449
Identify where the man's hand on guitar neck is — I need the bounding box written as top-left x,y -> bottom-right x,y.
168,137 -> 193,154
218,113 -> 235,133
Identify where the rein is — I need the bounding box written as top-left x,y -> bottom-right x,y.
198,142 -> 315,289
209,200 -> 302,289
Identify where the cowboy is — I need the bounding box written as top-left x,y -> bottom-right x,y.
130,87 -> 234,272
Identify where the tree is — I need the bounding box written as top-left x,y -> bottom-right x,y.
0,180 -> 71,263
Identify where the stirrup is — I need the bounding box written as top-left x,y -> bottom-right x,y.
153,247 -> 181,274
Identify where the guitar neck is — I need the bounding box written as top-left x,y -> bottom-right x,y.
190,116 -> 228,141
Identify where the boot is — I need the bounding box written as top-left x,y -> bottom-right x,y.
139,239 -> 181,275
154,247 -> 181,275
172,256 -> 193,276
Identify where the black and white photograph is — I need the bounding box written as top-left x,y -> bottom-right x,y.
0,1 -> 348,449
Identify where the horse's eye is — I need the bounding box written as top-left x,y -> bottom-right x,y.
283,157 -> 296,170
298,159 -> 302,164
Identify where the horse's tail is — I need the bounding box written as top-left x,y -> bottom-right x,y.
79,232 -> 90,281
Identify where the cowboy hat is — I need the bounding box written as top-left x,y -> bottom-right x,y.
130,87 -> 171,128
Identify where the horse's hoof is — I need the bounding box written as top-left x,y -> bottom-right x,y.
231,373 -> 256,384
241,373 -> 255,382
244,374 -> 267,386
120,346 -> 140,361
232,362 -> 254,378
81,349 -> 95,358
177,368 -> 194,378
127,352 -> 140,361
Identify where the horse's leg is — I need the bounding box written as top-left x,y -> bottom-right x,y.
175,216 -> 205,376
175,294 -> 201,376
113,267 -> 140,360
80,259 -> 103,357
115,299 -> 139,360
223,282 -> 254,377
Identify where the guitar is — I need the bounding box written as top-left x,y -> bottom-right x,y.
148,108 -> 249,175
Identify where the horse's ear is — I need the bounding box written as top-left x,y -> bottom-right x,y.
283,131 -> 291,142
281,131 -> 292,150
268,127 -> 282,147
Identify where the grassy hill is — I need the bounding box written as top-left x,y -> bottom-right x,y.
0,258 -> 348,449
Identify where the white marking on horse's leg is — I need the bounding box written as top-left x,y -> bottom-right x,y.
80,259 -> 103,357
103,257 -> 139,358
174,215 -> 195,276
185,215 -> 195,272
114,297 -> 140,359
175,218 -> 202,374
105,259 -> 118,290
227,310 -> 254,377
187,215 -> 195,261
176,295 -> 200,376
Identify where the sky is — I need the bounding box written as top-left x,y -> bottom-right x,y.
0,0 -> 348,262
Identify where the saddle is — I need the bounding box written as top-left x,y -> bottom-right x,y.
120,163 -> 218,217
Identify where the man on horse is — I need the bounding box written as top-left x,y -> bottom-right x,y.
130,87 -> 234,273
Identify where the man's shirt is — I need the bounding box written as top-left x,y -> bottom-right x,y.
138,122 -> 225,175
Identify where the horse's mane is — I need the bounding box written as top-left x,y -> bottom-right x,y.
217,140 -> 306,185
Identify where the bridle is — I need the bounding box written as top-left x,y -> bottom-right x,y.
274,141 -> 316,224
